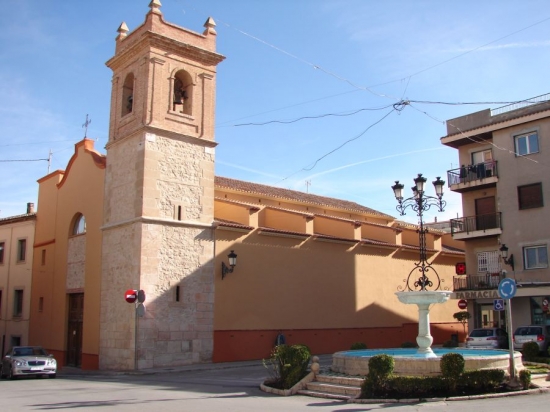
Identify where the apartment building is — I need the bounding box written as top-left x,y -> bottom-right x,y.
0,203 -> 36,356
441,94 -> 550,331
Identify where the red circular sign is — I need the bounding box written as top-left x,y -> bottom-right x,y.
125,289 -> 137,303
458,299 -> 468,309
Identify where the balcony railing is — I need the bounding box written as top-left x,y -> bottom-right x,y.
450,212 -> 502,236
447,161 -> 498,186
491,93 -> 550,116
453,273 -> 503,291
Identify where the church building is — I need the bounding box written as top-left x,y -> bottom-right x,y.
28,1 -> 464,370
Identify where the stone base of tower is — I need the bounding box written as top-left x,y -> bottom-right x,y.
99,221 -> 215,370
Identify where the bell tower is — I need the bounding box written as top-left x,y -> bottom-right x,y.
100,0 -> 225,370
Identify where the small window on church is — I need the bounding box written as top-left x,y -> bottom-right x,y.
73,214 -> 86,235
173,70 -> 193,115
122,73 -> 134,117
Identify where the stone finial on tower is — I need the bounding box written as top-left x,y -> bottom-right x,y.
149,0 -> 162,15
203,17 -> 217,36
117,22 -> 129,40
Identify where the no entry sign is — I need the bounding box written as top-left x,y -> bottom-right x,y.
125,289 -> 137,303
458,299 -> 467,309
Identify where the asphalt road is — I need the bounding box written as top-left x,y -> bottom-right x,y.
1,362 -> 549,411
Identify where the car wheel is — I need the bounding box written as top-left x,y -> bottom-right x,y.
9,366 -> 17,380
48,374 -> 56,379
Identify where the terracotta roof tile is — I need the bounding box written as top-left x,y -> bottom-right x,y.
0,213 -> 36,224
257,227 -> 310,237
215,176 -> 392,219
361,238 -> 399,248
214,219 -> 254,231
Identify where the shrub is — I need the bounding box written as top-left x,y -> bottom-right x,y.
350,342 -> 367,350
368,354 -> 394,380
440,353 -> 464,392
360,354 -> 394,398
519,369 -> 532,390
389,376 -> 447,399
400,341 -> 416,348
440,353 -> 465,379
361,367 -> 505,399
442,339 -> 459,348
522,342 -> 540,361
263,344 -> 311,389
460,369 -> 505,392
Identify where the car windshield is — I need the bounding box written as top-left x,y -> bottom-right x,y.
12,347 -> 48,357
515,327 -> 543,336
469,329 -> 494,337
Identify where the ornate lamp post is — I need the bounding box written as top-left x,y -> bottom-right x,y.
392,174 -> 450,357
391,174 -> 447,292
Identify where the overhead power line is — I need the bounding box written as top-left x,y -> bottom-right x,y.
0,159 -> 48,162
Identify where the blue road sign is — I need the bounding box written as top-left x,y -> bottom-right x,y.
498,278 -> 517,299
494,299 -> 505,311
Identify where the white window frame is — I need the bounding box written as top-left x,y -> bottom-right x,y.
515,131 -> 539,156
524,245 -> 549,269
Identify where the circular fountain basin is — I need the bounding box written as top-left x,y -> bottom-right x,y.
332,348 -> 523,377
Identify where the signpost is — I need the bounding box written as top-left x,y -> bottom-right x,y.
124,288 -> 146,370
498,278 -> 517,385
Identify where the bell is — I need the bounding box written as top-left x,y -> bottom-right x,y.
174,94 -> 183,105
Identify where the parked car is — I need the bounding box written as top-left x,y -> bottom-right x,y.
465,327 -> 508,349
0,346 -> 57,379
513,325 -> 550,353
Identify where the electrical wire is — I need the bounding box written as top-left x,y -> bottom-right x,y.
233,104 -> 396,127
276,104 -> 401,184
0,159 -> 48,162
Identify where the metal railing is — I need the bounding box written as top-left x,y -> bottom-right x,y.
447,161 -> 498,186
453,273 -> 503,291
450,212 -> 502,236
491,93 -> 550,116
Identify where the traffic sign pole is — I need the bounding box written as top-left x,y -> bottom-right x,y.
498,277 -> 518,387
506,298 -> 516,384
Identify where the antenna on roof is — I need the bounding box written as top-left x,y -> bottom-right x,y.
305,180 -> 311,193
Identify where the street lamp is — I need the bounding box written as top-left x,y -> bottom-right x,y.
499,244 -> 515,271
392,174 -> 447,291
221,250 -> 238,280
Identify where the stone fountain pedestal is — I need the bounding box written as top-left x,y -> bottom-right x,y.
396,291 -> 452,357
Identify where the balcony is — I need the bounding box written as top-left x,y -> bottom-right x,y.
447,161 -> 498,193
453,273 -> 503,292
450,212 -> 502,240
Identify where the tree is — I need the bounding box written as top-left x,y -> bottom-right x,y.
453,311 -> 471,338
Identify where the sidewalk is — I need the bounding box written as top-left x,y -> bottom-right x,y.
58,354 -> 336,378
58,358 -> 267,377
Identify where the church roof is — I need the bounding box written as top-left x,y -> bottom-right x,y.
214,176 -> 393,219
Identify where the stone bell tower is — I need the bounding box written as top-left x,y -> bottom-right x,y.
100,0 -> 225,370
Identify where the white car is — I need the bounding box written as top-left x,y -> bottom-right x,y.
0,346 -> 57,379
513,325 -> 550,353
465,328 -> 508,349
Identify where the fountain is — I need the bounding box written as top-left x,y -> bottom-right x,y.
395,290 -> 451,357
332,175 -> 523,377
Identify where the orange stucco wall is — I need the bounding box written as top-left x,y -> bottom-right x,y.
213,324 -> 464,363
30,140 -> 105,368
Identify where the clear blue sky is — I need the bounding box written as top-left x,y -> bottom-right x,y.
1,0 -> 549,223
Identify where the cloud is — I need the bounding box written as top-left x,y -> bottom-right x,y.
445,40 -> 550,53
